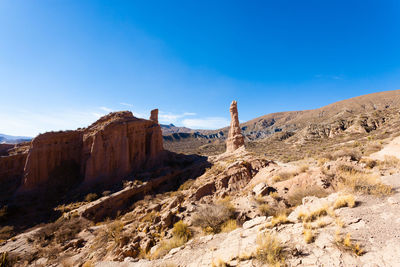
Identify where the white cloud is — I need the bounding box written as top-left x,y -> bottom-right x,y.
100,106 -> 113,112
182,117 -> 229,130
158,111 -> 196,124
120,102 -> 133,107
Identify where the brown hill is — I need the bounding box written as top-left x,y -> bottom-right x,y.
164,89 -> 400,157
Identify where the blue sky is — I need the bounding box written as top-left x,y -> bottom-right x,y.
0,0 -> 399,136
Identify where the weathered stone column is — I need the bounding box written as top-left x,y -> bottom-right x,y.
226,100 -> 245,152
150,109 -> 159,123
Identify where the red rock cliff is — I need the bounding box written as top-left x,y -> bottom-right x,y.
81,111 -> 163,183
9,111 -> 164,192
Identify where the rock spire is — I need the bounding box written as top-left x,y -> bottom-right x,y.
226,100 -> 245,152
150,109 -> 159,123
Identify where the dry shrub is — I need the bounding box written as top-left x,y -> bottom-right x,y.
192,202 -> 235,233
84,193 -> 99,202
273,171 -> 297,183
178,179 -> 195,191
255,232 -> 285,266
258,204 -> 277,217
267,214 -> 290,228
152,221 -> 192,259
172,220 -> 191,241
153,236 -> 186,259
220,219 -> 237,233
317,158 -> 329,166
334,194 -> 356,209
332,148 -> 361,161
337,164 -> 359,173
337,170 -> 392,196
364,142 -> 383,155
298,164 -> 309,173
360,158 -> 377,169
211,258 -> 228,267
0,226 -> 14,240
82,261 -> 94,267
0,206 -> 7,221
287,186 -> 328,206
335,232 -> 364,256
34,217 -> 89,247
380,155 -> 400,169
91,220 -> 125,257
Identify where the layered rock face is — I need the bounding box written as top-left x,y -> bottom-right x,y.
82,111 -> 163,184
0,111 -> 164,192
226,100 -> 245,152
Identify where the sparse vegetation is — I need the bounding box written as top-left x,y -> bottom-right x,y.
267,214 -> 290,228
172,220 -> 192,241
178,179 -> 195,191
0,226 -> 14,241
287,186 -> 329,206
297,205 -> 329,222
193,202 -> 235,234
152,221 -> 192,259
85,193 -> 99,202
272,170 -> 297,183
335,232 -> 364,256
0,252 -> 15,267
303,229 -> 314,243
332,148 -> 361,161
337,169 -> 393,196
34,217 -> 90,247
221,219 -> 238,233
334,194 -> 356,209
255,232 -> 286,266
258,204 -> 277,217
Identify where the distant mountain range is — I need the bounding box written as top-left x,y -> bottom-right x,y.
0,133 -> 32,144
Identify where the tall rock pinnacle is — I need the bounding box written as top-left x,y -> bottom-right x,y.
150,109 -> 159,123
226,100 -> 245,152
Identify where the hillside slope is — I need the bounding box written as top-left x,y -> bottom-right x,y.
164,90 -> 400,158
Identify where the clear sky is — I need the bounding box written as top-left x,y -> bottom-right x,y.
0,0 -> 399,137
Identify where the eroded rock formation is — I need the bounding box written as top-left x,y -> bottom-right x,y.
150,109 -> 158,123
0,111 -> 164,193
226,100 -> 245,152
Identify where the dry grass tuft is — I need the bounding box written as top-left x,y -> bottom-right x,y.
332,148 -> 361,161
172,220 -> 192,241
298,164 -> 309,173
337,169 -> 393,196
272,170 -> 298,183
303,229 -> 315,244
153,221 -> 192,259
211,258 -> 228,267
297,206 -> 329,222
267,214 -> 290,228
334,194 -> 356,209
255,232 -> 286,266
335,232 -> 364,256
220,219 -> 238,233
84,193 -> 99,202
287,186 -> 329,206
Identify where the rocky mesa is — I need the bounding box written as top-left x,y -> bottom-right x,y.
0,110 -> 164,195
